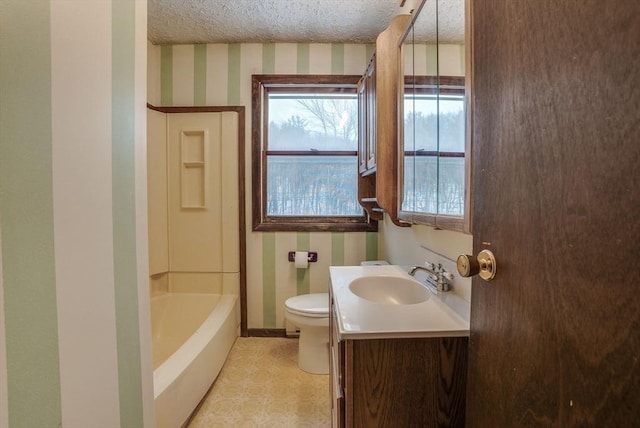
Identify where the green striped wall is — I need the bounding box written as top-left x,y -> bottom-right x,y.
160,45 -> 173,105
0,1 -> 62,426
0,1 -> 150,426
194,44 -> 207,105
112,1 -> 144,426
152,42 -> 379,329
262,232 -> 277,328
296,233 -> 310,296
228,44 -> 241,105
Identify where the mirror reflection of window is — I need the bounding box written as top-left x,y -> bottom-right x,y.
399,0 -> 467,227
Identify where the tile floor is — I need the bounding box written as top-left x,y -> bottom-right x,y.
187,337 -> 331,427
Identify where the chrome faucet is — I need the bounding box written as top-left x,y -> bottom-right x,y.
408,265 -> 432,276
408,262 -> 453,292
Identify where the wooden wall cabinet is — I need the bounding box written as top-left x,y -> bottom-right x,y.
330,292 -> 468,427
357,55 -> 384,220
358,56 -> 377,175
357,15 -> 411,226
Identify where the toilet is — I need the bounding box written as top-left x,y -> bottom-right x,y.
284,293 -> 329,374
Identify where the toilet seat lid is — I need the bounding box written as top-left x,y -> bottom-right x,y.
285,293 -> 329,317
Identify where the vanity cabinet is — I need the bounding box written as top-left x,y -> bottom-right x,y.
329,291 -> 468,427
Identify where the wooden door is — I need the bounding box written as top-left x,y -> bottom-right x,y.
467,1 -> 640,426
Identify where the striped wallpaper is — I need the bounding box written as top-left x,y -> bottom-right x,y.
148,42 -> 379,329
0,1 -> 152,427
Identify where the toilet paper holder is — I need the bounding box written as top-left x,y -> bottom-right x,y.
288,251 -> 318,263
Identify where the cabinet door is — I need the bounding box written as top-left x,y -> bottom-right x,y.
357,57 -> 377,176
330,296 -> 346,427
397,0 -> 468,232
357,76 -> 368,174
349,338 -> 466,427
365,58 -> 376,171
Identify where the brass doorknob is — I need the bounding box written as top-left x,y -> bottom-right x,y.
457,250 -> 497,281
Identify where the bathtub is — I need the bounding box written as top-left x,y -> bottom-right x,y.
151,292 -> 239,428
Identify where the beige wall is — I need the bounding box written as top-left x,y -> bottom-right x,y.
379,218 -> 472,264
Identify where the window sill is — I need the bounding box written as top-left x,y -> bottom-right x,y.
253,217 -> 378,232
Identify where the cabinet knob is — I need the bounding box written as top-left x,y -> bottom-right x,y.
456,250 -> 497,281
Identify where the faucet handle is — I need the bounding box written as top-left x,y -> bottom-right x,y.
442,271 -> 454,281
425,261 -> 436,270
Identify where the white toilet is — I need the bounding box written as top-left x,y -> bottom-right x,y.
284,293 -> 329,374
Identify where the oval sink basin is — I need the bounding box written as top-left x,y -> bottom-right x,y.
348,275 -> 430,305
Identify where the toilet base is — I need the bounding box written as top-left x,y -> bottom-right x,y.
297,324 -> 329,374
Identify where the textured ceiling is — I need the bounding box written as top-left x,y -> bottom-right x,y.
148,0 -> 465,46
413,0 -> 465,42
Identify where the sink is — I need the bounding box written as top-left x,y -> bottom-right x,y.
348,275 -> 431,305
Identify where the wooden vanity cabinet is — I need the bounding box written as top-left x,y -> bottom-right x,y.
330,293 -> 468,427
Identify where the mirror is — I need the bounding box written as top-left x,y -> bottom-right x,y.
399,0 -> 468,231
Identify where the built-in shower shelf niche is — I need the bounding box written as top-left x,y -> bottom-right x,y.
180,129 -> 208,209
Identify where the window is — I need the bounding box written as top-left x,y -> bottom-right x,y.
252,75 -> 376,232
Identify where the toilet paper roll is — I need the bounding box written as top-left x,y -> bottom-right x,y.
294,251 -> 309,269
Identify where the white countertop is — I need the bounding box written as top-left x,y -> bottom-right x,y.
330,265 -> 470,340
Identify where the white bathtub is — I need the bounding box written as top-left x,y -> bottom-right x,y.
151,293 -> 239,428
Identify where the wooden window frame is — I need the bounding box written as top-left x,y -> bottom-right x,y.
252,74 -> 377,232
